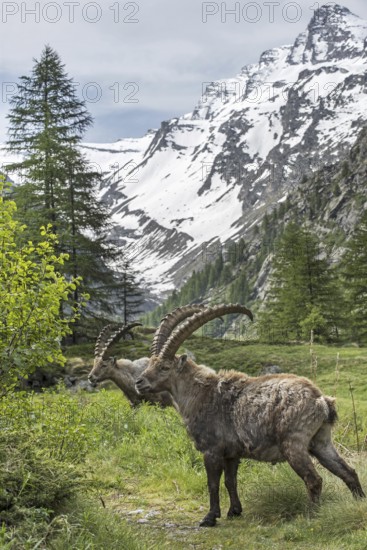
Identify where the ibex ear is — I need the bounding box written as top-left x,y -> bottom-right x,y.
177,354 -> 188,372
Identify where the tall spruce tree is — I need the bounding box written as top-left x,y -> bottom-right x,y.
342,211 -> 367,343
119,262 -> 144,325
259,223 -> 342,342
5,45 -> 139,338
6,45 -> 92,229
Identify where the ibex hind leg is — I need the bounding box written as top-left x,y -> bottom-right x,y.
281,440 -> 323,503
310,426 -> 365,499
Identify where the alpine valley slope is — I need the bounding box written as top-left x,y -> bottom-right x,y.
81,3 -> 367,298
3,4 -> 367,302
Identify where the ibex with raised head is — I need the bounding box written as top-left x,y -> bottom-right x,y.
136,304 -> 365,526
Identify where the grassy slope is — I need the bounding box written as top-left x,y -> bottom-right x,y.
53,338 -> 367,548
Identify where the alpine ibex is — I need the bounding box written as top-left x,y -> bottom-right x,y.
89,305 -> 210,407
88,323 -> 173,407
136,304 -> 365,527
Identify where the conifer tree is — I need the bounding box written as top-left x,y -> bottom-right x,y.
228,269 -> 249,303
220,263 -> 232,285
342,211 -> 367,342
118,262 -> 144,325
259,223 -> 341,342
6,45 -> 92,230
5,45 -> 140,337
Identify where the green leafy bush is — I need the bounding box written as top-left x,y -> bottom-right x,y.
0,176 -> 85,389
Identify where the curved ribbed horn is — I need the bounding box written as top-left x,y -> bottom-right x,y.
151,304 -> 207,356
159,304 -> 253,360
95,324 -> 117,357
96,323 -> 142,359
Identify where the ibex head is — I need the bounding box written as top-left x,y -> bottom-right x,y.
88,323 -> 141,386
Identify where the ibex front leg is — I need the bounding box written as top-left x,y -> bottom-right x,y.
224,457 -> 242,518
200,453 -> 224,527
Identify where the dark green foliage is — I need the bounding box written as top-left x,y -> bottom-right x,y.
225,241 -> 238,266
341,210 -> 367,343
261,212 -> 270,233
6,45 -> 93,231
341,160 -> 350,179
120,262 -> 145,325
259,223 -> 343,342
48,498 -> 152,550
220,263 -> 233,285
228,268 -> 250,304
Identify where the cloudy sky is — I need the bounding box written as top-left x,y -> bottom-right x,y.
1,0 -> 367,143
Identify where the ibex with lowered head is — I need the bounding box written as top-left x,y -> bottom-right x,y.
88,323 -> 173,407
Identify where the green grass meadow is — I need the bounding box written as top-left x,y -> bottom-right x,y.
1,339 -> 367,549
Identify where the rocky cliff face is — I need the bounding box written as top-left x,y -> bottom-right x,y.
2,4 -> 367,304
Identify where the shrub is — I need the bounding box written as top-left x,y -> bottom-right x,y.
0,176 -> 85,390
0,391 -> 89,543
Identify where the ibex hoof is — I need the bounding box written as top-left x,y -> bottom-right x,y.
199,515 -> 217,527
227,506 -> 242,518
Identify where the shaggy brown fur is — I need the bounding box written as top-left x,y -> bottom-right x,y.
136,356 -> 365,526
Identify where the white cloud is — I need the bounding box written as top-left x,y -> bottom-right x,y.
1,0 -> 367,142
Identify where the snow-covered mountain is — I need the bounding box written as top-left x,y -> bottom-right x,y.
2,4 -> 367,301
